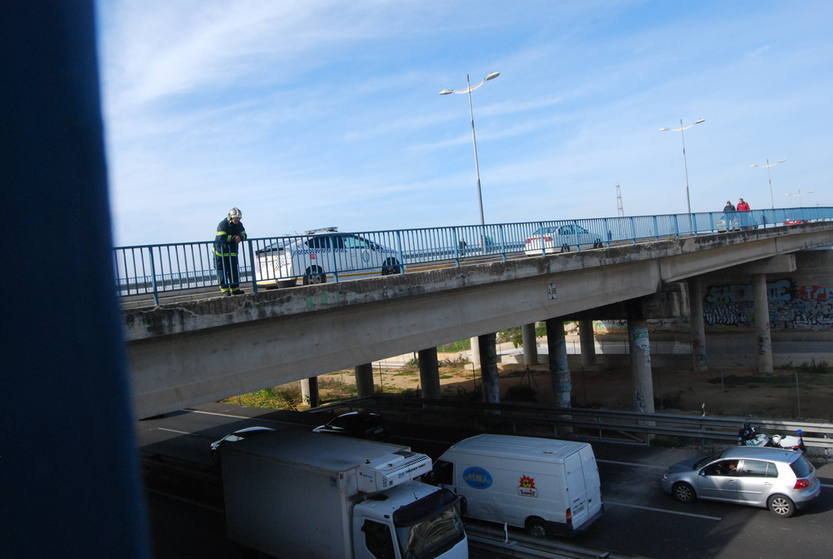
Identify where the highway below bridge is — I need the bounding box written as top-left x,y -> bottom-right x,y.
122,222 -> 833,420
138,402 -> 833,559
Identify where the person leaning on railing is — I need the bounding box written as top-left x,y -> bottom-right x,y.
214,207 -> 247,295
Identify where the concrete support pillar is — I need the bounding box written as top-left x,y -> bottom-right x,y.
418,348 -> 441,400
627,305 -> 655,414
546,318 -> 571,409
469,336 -> 481,369
688,278 -> 708,372
355,363 -> 375,398
752,274 -> 774,374
522,323 -> 538,366
300,377 -> 319,408
579,319 -> 596,368
478,333 -> 500,404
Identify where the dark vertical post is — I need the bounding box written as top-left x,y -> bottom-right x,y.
478,333 -> 500,404
355,363 -> 375,398
418,348 -> 441,400
3,3 -> 149,556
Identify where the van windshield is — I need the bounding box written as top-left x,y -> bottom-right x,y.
394,491 -> 464,559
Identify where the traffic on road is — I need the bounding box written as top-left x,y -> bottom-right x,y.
137,403 -> 833,559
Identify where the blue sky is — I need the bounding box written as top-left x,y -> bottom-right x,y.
96,0 -> 833,245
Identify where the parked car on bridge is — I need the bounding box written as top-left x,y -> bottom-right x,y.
524,224 -> 603,255
255,227 -> 403,287
661,446 -> 820,517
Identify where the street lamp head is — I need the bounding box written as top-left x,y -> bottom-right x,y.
438,89 -> 454,95
659,127 -> 672,132
693,118 -> 706,125
485,71 -> 501,81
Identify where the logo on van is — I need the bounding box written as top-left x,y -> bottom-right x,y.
518,475 -> 537,498
462,467 -> 493,489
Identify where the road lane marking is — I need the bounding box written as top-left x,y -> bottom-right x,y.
145,488 -> 223,514
605,500 -> 721,521
157,427 -> 192,435
187,409 -> 253,420
597,459 -> 667,470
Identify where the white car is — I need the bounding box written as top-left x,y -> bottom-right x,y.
524,224 -> 603,255
256,227 -> 403,287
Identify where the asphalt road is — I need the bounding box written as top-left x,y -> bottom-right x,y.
137,404 -> 833,559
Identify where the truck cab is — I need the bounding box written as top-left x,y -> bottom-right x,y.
352,482 -> 466,559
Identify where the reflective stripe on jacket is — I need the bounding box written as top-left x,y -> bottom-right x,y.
213,218 -> 247,257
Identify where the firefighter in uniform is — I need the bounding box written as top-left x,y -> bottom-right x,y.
214,207 -> 247,295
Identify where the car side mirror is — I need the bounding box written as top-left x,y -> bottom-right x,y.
698,470 -> 706,477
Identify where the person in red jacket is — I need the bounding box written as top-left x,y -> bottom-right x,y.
736,198 -> 751,229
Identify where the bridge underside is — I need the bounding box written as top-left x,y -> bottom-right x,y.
124,225 -> 833,418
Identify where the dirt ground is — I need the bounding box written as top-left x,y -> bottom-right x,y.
318,352 -> 833,423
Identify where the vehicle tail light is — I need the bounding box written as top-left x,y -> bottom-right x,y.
543,236 -> 553,242
794,478 -> 810,490
565,507 -> 572,528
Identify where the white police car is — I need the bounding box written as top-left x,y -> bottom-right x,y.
255,227 -> 403,287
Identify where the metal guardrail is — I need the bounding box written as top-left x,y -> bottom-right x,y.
354,395 -> 833,450
114,206 -> 833,304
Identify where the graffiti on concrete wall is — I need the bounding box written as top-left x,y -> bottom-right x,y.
703,278 -> 833,330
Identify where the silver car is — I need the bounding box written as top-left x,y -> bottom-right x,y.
661,446 -> 820,517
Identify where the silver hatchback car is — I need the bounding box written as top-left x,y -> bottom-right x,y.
661,446 -> 820,517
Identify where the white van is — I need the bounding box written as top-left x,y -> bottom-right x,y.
433,434 -> 603,537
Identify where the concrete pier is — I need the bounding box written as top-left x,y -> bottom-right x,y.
478,333 -> 500,404
355,363 -> 374,397
753,273 -> 774,374
579,319 -> 596,368
546,318 -> 571,409
300,377 -> 319,407
522,323 -> 539,366
689,278 -> 708,372
418,348 -> 441,400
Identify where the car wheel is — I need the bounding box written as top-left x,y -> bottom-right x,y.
303,266 -> 326,285
672,482 -> 696,503
768,494 -> 795,518
560,243 -> 570,253
525,517 -> 548,538
381,258 -> 402,275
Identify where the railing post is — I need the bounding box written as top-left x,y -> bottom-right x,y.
498,224 -> 507,261
652,216 -> 659,240
395,230 -> 406,273
452,227 -> 461,267
330,243 -> 339,283
603,218 -> 610,246
629,217 -> 636,244
572,219 -> 580,250
709,212 -> 715,232
673,214 -> 680,237
148,248 -> 159,306
247,239 -> 258,293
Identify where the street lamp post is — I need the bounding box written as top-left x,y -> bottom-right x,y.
750,158 -> 786,210
439,71 -> 500,226
785,189 -> 814,207
660,118 -> 706,215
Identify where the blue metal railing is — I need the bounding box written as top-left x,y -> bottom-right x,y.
114,206 -> 833,305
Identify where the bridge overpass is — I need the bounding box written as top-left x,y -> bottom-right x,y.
124,222 -> 833,418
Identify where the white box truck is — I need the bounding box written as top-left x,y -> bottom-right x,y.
433,434 -> 603,537
221,428 -> 468,559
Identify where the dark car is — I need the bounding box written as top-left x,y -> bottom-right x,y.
312,411 -> 388,440
209,426 -> 275,464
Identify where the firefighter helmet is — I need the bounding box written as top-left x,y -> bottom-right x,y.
228,207 -> 242,220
